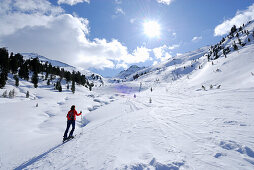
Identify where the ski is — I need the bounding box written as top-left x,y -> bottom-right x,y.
62,135 -> 75,143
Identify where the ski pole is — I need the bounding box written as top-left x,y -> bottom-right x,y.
81,111 -> 83,134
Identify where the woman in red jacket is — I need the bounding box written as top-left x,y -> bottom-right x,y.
63,105 -> 82,141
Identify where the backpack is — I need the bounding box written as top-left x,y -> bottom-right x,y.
68,110 -> 75,120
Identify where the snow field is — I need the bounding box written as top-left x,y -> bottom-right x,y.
1,28 -> 254,169
0,77 -> 115,170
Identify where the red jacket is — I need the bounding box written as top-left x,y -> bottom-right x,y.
67,109 -> 81,120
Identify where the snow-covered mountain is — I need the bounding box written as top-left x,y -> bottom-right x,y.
21,53 -> 74,68
21,52 -> 104,87
1,21 -> 254,169
116,65 -> 146,79
118,21 -> 254,84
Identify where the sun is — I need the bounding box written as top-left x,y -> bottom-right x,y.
143,21 -> 161,38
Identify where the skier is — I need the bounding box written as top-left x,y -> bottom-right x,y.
63,105 -> 82,141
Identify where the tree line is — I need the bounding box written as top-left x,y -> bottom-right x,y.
207,22 -> 254,61
0,48 -> 94,93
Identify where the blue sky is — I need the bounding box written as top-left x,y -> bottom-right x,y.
1,0 -> 254,77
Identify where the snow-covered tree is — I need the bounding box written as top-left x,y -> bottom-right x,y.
202,85 -> 206,91
88,83 -> 94,91
9,89 -> 15,98
26,91 -> 29,98
2,90 -> 7,98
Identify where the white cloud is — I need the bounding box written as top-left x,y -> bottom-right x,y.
112,7 -> 125,18
115,0 -> 122,4
0,0 -> 151,70
192,36 -> 202,42
126,47 -> 151,63
152,45 -> 174,61
0,0 -> 63,15
214,3 -> 254,36
176,53 -> 182,56
57,0 -> 89,6
116,63 -> 128,69
153,61 -> 158,66
115,7 -> 125,15
153,45 -> 167,59
172,32 -> 176,37
0,0 -> 64,37
163,52 -> 172,61
157,0 -> 174,5
14,0 -> 63,14
130,18 -> 136,24
168,44 -> 179,50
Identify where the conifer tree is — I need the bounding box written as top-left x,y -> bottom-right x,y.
9,90 -> 12,97
238,38 -> 241,45
230,25 -> 237,35
233,44 -> 238,51
55,80 -> 62,92
0,71 -> 7,88
0,48 -> 9,71
32,72 -> 38,88
149,97 -> 152,103
19,62 -> 29,81
59,83 -> 62,92
30,57 -> 40,73
50,74 -> 53,81
14,75 -> 19,87
55,81 -> 59,90
9,53 -> 19,74
45,72 -> 49,80
88,82 -> 94,91
71,80 -> 75,94
223,49 -> 227,58
65,71 -> 71,83
2,90 -> 7,97
0,48 -> 9,88
26,91 -> 29,98
9,89 -> 15,98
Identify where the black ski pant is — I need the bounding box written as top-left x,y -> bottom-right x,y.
64,120 -> 75,138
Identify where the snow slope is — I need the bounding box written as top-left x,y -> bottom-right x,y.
1,23 -> 254,170
0,42 -> 252,170
22,53 -> 74,68
116,65 -> 146,79
0,76 -> 116,169
118,45 -> 209,82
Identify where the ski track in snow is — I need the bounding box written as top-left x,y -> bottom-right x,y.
12,85 -> 254,170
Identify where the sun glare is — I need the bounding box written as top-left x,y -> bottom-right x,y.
143,21 -> 161,38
